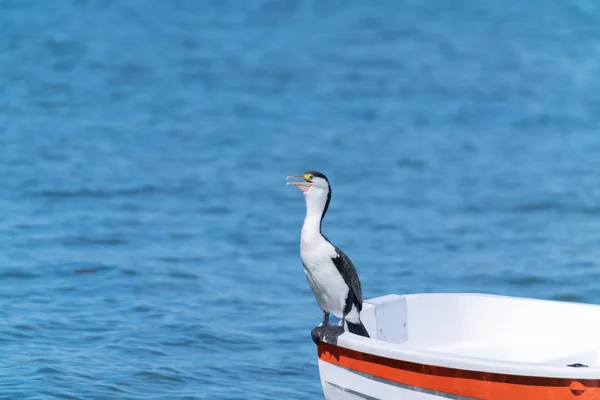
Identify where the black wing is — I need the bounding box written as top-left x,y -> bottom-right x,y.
330,246 -> 364,313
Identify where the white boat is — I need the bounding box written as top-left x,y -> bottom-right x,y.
317,293 -> 600,399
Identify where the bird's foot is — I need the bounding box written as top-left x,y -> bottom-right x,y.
311,323 -> 345,345
322,324 -> 344,344
311,325 -> 322,345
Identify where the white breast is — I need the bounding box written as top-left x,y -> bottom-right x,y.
300,236 -> 348,318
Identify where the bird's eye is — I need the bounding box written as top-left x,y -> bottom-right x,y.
305,174 -> 314,180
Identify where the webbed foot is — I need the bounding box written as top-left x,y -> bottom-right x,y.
322,324 -> 344,344
310,323 -> 345,345
311,325 -> 322,345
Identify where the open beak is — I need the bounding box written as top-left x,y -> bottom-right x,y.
286,175 -> 313,192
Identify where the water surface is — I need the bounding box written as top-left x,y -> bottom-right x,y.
2,0 -> 600,398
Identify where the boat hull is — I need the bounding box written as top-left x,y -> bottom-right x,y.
318,341 -> 597,399
320,358 -> 453,399
317,293 -> 600,400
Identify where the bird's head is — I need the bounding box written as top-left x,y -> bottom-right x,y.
287,171 -> 331,217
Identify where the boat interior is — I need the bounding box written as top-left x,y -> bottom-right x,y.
359,293 -> 600,368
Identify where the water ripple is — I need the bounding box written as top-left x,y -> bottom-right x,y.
0,270 -> 40,279
35,186 -> 165,199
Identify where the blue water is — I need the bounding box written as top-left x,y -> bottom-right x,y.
2,0 -> 600,398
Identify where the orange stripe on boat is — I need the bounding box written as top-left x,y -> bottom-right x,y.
318,342 -> 600,399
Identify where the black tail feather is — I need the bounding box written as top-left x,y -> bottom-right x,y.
346,320 -> 370,338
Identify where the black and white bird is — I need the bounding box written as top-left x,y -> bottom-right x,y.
287,171 -> 370,344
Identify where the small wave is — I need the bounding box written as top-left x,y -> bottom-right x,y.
93,384 -> 132,394
167,271 -> 199,280
13,324 -> 35,331
61,236 -> 127,247
549,293 -> 588,303
167,232 -> 195,240
71,262 -> 116,273
200,205 -> 232,215
462,202 -> 600,215
511,202 -> 600,215
564,261 -> 597,270
74,269 -> 97,275
503,274 -> 549,286
372,223 -> 398,231
39,390 -> 82,400
34,185 -> 178,199
0,270 -> 39,279
395,158 -> 427,169
157,256 -> 204,265
121,269 -> 139,276
36,366 -> 63,375
132,304 -> 153,313
134,370 -> 185,383
465,272 -> 550,287
132,346 -> 167,357
510,201 -> 567,213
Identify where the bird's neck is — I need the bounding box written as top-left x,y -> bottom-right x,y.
301,195 -> 326,243
301,214 -> 323,243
